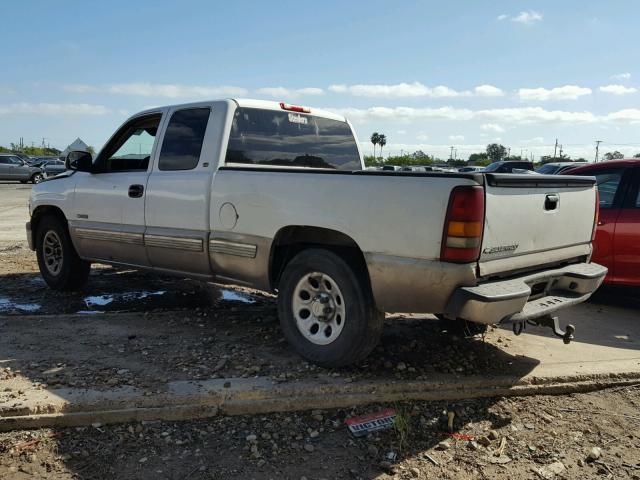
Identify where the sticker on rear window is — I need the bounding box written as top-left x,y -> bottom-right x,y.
288,113 -> 308,125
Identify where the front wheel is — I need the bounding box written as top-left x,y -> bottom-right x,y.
277,249 -> 384,367
31,173 -> 44,184
36,215 -> 91,290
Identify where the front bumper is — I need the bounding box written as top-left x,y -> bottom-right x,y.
444,262 -> 607,325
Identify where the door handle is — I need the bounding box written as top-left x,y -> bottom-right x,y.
128,184 -> 144,198
544,194 -> 559,211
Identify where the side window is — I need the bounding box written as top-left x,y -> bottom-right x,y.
595,169 -> 624,209
0,158 -> 8,164
158,108 -> 210,171
96,114 -> 162,173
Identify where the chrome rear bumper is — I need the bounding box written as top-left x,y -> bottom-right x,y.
444,262 -> 607,325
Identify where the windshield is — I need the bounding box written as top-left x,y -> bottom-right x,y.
483,162 -> 503,172
535,164 -> 560,174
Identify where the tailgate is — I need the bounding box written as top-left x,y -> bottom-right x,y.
479,174 -> 597,277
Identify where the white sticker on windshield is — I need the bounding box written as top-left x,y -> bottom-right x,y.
288,113 -> 308,125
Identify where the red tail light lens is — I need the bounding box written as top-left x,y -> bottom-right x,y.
279,102 -> 311,113
592,188 -> 600,242
441,186 -> 485,263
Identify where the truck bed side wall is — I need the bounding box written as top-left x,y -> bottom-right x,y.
209,169 -> 480,312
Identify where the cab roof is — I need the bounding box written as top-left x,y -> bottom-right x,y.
134,98 -> 348,123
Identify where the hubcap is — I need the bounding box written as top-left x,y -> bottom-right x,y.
43,230 -> 63,275
292,272 -> 346,345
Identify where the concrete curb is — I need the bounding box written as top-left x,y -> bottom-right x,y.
2,371 -> 640,431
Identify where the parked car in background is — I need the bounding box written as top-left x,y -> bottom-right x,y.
381,165 -> 401,171
483,161 -> 534,173
458,166 -> 484,173
565,159 -> 640,286
0,154 -> 44,183
536,162 -> 583,175
400,165 -> 434,172
41,159 -> 67,177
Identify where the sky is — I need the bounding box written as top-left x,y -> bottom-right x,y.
1,0 -> 639,161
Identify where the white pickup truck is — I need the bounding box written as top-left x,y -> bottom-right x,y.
27,99 -> 607,366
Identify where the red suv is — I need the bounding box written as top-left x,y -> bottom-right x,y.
565,159 -> 640,286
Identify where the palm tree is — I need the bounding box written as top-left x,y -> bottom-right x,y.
370,132 -> 380,159
378,134 -> 387,160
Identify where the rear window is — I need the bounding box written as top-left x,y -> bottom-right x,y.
225,107 -> 361,170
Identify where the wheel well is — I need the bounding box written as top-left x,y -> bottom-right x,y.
269,226 -> 371,293
31,206 -> 67,241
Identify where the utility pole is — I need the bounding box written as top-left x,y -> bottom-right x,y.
449,146 -> 454,161
595,140 -> 602,163
559,145 -> 563,158
553,138 -> 558,158
507,147 -> 511,158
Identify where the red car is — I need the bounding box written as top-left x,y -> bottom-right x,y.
565,159 -> 640,286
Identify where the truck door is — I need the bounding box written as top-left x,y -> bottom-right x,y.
591,167 -> 627,281
71,113 -> 163,266
612,167 -> 640,286
144,107 -> 214,276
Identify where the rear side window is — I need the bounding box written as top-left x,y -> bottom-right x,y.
595,169 -> 624,209
225,107 -> 361,170
158,108 -> 210,171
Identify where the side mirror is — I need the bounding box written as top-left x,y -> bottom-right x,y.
66,151 -> 93,172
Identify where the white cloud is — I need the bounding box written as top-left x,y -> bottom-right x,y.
474,85 -> 504,97
449,134 -> 465,141
0,85 -> 17,95
335,106 -> 598,125
522,136 -> 545,144
255,86 -> 324,98
328,82 -> 503,99
517,85 -> 592,101
496,14 -> 508,21
328,84 -> 348,93
604,109 -> 640,124
610,73 -> 631,80
416,133 -> 430,141
599,84 -> 638,95
65,83 -> 248,98
0,102 -> 110,115
481,123 -> 505,133
396,130 -> 407,135
511,10 -> 543,24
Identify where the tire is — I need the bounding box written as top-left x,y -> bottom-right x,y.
277,249 -> 384,367
35,215 -> 91,291
31,173 -> 44,184
20,180 -> 27,184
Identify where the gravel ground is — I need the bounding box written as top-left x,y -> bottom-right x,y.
1,387 -> 639,479
0,245 -> 532,392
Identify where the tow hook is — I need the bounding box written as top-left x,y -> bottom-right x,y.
512,315 -> 575,344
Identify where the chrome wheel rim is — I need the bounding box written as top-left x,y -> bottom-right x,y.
43,230 -> 63,275
33,174 -> 43,183
292,271 -> 346,345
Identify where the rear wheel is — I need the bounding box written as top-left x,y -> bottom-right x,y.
277,249 -> 384,367
36,215 -> 90,290
31,173 -> 44,184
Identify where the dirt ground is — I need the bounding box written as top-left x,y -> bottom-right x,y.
1,184 -> 640,479
1,387 -> 639,479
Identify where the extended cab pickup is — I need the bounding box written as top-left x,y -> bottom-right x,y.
27,99 -> 607,366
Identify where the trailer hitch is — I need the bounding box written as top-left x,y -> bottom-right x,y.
512,315 -> 575,344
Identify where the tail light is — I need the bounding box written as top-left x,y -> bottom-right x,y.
591,188 -> 600,242
280,102 -> 310,113
441,186 -> 485,263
